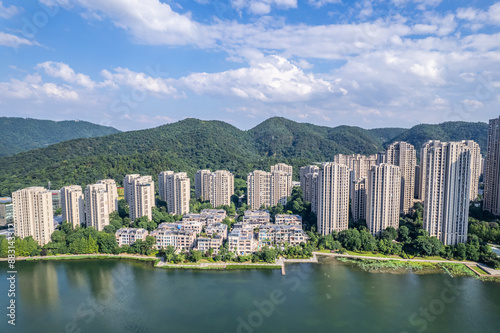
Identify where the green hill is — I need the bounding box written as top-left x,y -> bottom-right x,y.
0,117 -> 489,196
0,117 -> 120,156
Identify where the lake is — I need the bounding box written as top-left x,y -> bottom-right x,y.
1,257 -> 499,333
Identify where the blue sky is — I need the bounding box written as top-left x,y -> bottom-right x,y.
0,0 -> 499,131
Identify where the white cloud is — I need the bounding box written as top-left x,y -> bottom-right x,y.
0,32 -> 35,48
36,61 -> 96,89
231,0 -> 297,15
308,0 -> 342,8
101,67 -> 179,96
456,3 -> 500,27
180,55 -> 336,102
0,1 -> 20,19
0,74 -> 79,101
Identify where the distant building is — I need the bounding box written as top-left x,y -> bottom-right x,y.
0,197 -> 13,227
274,214 -> 302,226
196,235 -> 223,254
366,164 -> 401,236
123,174 -> 140,204
484,116 -> 500,215
385,141 -> 416,215
157,221 -> 203,234
96,179 -> 119,213
60,185 -> 85,228
243,210 -> 270,226
206,223 -> 228,239
210,170 -> 234,208
152,227 -> 196,251
258,224 -> 308,248
50,190 -> 61,211
12,187 -> 54,246
159,171 -> 190,216
129,175 -> 154,221
85,183 -> 110,231
228,228 -> 257,255
351,177 -> 367,223
300,166 -> 319,213
461,140 -> 481,201
182,209 -> 227,225
195,170 -> 211,201
248,164 -> 293,209
317,163 -> 350,235
115,228 -> 148,247
423,141 -> 471,245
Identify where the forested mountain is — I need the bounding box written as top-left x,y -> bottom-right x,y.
0,117 -> 120,156
0,117 -> 489,196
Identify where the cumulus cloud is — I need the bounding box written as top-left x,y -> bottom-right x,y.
100,67 -> 179,96
0,74 -> 79,101
180,55 -> 336,102
231,0 -> 297,15
308,0 -> 342,8
36,61 -> 97,89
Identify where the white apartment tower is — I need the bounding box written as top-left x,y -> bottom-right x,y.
210,170 -> 234,208
423,141 -> 471,245
270,168 -> 293,206
461,140 -> 481,201
385,141 -> 416,215
12,187 -> 54,246
484,116 -> 500,215
129,175 -> 155,221
302,169 -> 319,213
195,169 -> 211,201
366,164 -> 401,235
317,163 -> 350,235
96,179 -> 118,213
159,171 -> 190,215
85,184 -> 110,231
60,185 -> 85,228
351,177 -> 367,222
247,170 -> 271,210
123,174 -> 140,204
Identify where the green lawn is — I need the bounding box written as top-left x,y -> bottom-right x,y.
345,251 -> 399,258
470,265 -> 489,275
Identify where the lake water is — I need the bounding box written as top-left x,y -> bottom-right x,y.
1,257 -> 500,333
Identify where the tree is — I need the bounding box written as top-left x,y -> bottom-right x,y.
190,250 -> 202,262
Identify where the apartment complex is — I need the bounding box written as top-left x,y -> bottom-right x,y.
461,140 -> 481,201
152,226 -> 196,251
334,154 -> 378,179
258,224 -> 308,248
228,226 -> 257,255
206,223 -> 228,238
115,228 -> 148,247
183,209 -> 227,225
484,116 -> 500,216
60,185 -> 85,228
157,221 -> 203,234
243,210 -> 271,226
128,175 -> 154,221
158,171 -> 190,215
385,141 -> 416,215
123,174 -> 141,203
366,164 -> 401,235
247,164 -> 293,210
12,187 -> 54,246
300,165 -> 319,212
0,197 -> 13,227
351,177 -> 367,222
96,179 -> 118,213
210,170 -> 234,208
196,235 -> 224,254
195,169 -> 211,201
274,214 -> 302,226
317,163 -> 350,235
84,183 -> 110,231
422,141 -> 471,245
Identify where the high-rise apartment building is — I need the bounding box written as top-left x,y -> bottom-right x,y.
129,175 -> 155,221
351,177 -> 367,222
158,171 -> 190,215
96,179 -> 118,213
422,141 -> 471,245
247,170 -> 271,210
484,116 -> 500,216
210,170 -> 234,208
366,164 -> 401,235
385,141 -> 416,215
12,187 -> 54,246
461,140 -> 481,201
60,185 -> 85,228
123,174 -> 140,204
300,165 -> 319,193
195,169 -> 211,201
317,163 -> 350,235
418,140 -> 434,201
85,184 -> 110,231
248,164 -> 293,209
302,170 -> 319,213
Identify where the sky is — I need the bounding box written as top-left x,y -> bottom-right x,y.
0,0 -> 499,131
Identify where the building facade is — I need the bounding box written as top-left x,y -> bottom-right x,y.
385,141 -> 416,215
210,170 -> 234,208
366,164 -> 401,235
159,171 -> 191,215
484,116 -> 500,215
12,187 -> 54,246
60,185 -> 85,228
96,179 -> 118,213
423,141 -> 471,245
129,175 -> 155,221
115,228 -> 148,247
84,184 -> 110,231
247,170 -> 271,210
195,169 -> 211,201
317,163 -> 350,235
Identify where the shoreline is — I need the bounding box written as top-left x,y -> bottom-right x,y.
2,252 -> 499,279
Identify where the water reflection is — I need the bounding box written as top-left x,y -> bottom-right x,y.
19,261 -> 59,307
